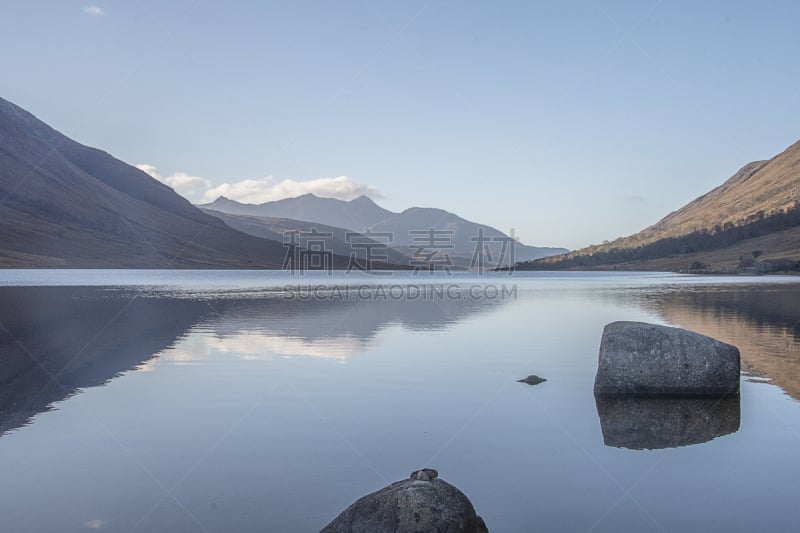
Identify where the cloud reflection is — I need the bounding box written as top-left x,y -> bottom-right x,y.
0,286 -> 507,435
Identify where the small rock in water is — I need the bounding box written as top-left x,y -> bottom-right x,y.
517,375 -> 546,386
410,468 -> 439,481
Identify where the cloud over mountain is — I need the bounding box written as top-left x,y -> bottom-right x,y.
136,163 -> 382,204
203,175 -> 382,204
135,164 -> 211,203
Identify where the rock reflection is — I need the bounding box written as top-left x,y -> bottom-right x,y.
595,395 -> 740,450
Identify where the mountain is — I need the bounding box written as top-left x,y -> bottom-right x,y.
371,206 -> 567,267
201,195 -> 567,267
520,140 -> 800,272
203,193 -> 394,231
0,96 -> 348,268
201,209 -> 413,266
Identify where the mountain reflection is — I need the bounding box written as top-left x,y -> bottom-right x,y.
645,284 -> 800,401
0,286 -> 507,435
593,282 -> 800,450
0,287 -> 211,436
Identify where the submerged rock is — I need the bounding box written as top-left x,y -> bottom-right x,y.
594,321 -> 740,396
517,375 -> 546,386
321,470 -> 488,533
595,395 -> 741,450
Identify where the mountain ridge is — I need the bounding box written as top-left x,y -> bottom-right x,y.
201,193 -> 395,231
200,194 -> 568,265
520,139 -> 800,271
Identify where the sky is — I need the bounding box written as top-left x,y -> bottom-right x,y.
1,1 -> 799,249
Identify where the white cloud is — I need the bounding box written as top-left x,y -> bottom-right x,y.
136,163 -> 382,205
136,164 -> 212,203
82,6 -> 105,16
202,175 -> 382,204
135,163 -> 159,177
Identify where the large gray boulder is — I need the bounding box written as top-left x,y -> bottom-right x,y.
321,469 -> 488,533
594,321 -> 740,396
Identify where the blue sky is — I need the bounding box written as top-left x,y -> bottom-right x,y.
1,1 -> 799,249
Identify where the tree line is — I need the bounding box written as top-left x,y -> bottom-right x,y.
516,200 -> 800,270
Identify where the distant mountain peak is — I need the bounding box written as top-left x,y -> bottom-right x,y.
350,194 -> 378,204
208,195 -> 250,206
195,183 -> 566,262
401,206 -> 454,217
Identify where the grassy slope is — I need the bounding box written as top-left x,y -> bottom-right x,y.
526,140 -> 800,271
564,226 -> 800,271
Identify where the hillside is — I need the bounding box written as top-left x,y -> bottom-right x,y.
202,195 -> 567,267
0,97 -> 332,268
201,209 -> 413,267
520,140 -> 800,272
644,142 -> 799,243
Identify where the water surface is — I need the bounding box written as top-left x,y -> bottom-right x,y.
0,271 -> 798,532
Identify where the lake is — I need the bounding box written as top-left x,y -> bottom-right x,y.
0,270 -> 799,532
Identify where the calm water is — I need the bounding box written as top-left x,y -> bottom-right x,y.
0,271 -> 799,532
